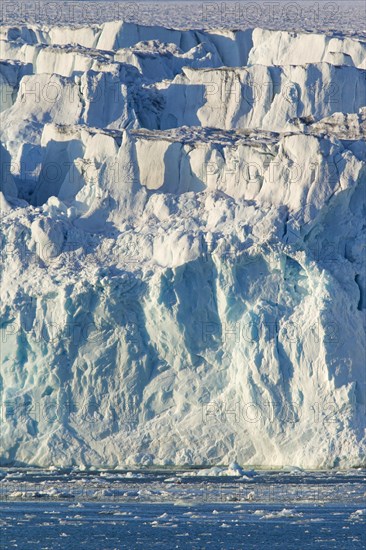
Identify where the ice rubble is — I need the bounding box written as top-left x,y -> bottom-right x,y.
0,22 -> 365,469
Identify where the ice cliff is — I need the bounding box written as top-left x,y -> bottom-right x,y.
0,22 -> 365,469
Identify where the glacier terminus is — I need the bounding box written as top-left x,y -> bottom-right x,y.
0,18 -> 365,471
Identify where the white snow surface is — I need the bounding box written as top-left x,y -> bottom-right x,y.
0,19 -> 365,469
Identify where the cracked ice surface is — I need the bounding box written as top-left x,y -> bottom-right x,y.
0,16 -> 365,469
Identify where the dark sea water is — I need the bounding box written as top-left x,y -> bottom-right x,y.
1,469 -> 365,549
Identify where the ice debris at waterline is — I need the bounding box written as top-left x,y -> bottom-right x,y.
0,21 -> 365,469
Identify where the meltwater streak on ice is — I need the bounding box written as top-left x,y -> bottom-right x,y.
0,20 -> 365,468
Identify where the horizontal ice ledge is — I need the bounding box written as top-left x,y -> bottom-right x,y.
1,23 -> 366,68
22,122 -> 365,219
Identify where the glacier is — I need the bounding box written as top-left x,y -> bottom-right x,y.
0,20 -> 365,469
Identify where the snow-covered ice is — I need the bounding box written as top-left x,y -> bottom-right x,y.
0,9 -> 365,472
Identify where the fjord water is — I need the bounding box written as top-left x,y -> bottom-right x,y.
0,468 -> 365,548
